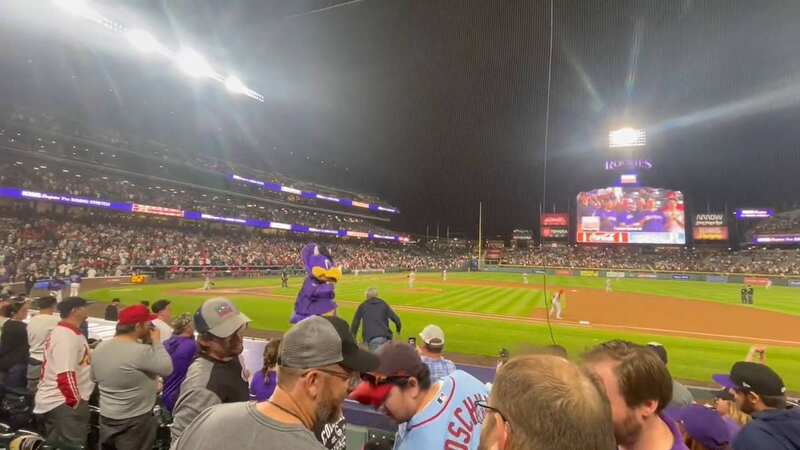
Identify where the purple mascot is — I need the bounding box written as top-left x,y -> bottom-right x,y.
289,243 -> 342,324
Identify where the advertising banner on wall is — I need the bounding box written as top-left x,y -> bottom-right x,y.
693,213 -> 729,241
540,213 -> 569,241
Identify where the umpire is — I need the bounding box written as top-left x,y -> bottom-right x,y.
350,288 -> 402,352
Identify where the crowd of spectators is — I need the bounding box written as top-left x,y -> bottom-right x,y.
5,292 -> 798,450
0,156 -> 392,235
503,245 -> 800,275
0,209 -> 470,283
2,109 -> 394,211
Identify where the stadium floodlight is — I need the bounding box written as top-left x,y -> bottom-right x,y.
126,29 -> 165,55
53,0 -> 91,15
609,127 -> 646,148
225,76 -> 247,94
176,49 -> 214,78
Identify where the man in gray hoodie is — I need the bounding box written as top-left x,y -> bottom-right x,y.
350,288 -> 401,352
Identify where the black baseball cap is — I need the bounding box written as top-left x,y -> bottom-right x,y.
348,342 -> 428,408
57,297 -> 92,318
35,296 -> 58,309
151,299 -> 171,314
713,361 -> 786,397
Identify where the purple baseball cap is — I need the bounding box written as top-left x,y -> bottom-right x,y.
674,405 -> 731,450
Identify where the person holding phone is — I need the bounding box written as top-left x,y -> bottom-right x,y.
91,305 -> 174,450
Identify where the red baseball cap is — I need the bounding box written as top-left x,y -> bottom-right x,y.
118,304 -> 158,326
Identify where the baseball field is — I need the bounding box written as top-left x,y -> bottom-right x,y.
84,272 -> 800,389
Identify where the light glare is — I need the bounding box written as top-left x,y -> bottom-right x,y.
176,49 -> 214,78
609,127 -> 646,148
225,76 -> 247,94
126,29 -> 161,54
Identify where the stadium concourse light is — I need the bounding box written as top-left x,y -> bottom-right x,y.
125,29 -> 167,56
609,127 -> 646,148
176,49 -> 215,78
225,76 -> 247,94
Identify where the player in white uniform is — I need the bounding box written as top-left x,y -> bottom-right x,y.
522,272 -> 529,284
442,268 -> 447,281
202,273 -> 214,291
605,278 -> 613,293
408,270 -> 416,289
549,289 -> 564,319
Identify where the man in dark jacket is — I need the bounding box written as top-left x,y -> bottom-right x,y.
0,298 -> 30,388
350,288 -> 401,352
714,361 -> 800,450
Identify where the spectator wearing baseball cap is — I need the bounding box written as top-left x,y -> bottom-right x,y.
151,299 -> 173,344
648,342 -> 695,407
477,355 -> 616,450
174,315 -> 378,450
674,404 -> 732,450
161,313 -> 197,413
349,341 -> 488,450
417,324 -> 456,381
713,362 -> 800,450
26,296 -> 60,395
34,297 -> 94,448
170,298 -> 252,446
91,304 -> 174,450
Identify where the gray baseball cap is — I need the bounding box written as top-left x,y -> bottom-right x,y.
419,324 -> 445,347
281,316 -> 379,373
193,297 -> 250,338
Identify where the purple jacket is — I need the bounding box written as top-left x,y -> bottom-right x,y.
290,243 -> 338,323
161,335 -> 197,412
249,369 -> 277,402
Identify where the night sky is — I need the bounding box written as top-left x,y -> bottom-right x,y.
1,0 -> 800,236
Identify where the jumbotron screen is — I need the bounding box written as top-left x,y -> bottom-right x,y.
576,187 -> 686,244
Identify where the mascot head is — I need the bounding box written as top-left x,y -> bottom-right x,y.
302,243 -> 341,283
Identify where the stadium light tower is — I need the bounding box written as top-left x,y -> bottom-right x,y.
609,127 -> 646,148
176,49 -> 215,78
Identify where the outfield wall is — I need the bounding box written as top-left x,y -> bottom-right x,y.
490,265 -> 800,287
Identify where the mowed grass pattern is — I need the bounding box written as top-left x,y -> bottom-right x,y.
85,272 -> 800,389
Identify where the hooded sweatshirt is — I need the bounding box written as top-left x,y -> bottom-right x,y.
733,407 -> 800,450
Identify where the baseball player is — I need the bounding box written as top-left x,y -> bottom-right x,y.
605,278 -> 613,293
349,342 -> 488,450
522,272 -> 529,284
442,268 -> 447,281
69,272 -> 82,297
549,289 -> 564,320
280,269 -> 289,288
408,270 -> 416,289
202,273 -> 214,291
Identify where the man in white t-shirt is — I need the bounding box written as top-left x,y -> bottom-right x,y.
27,296 -> 61,394
34,297 -> 95,449
151,299 -> 173,343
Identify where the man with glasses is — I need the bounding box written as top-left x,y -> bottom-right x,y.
713,361 -> 800,450
349,341 -> 488,450
173,315 -> 379,450
170,298 -> 252,447
477,355 -> 616,450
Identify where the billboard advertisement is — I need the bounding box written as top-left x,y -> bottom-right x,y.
736,208 -> 773,220
693,213 -> 729,241
576,187 -> 686,245
512,229 -> 533,240
540,213 -> 569,241
752,234 -> 800,244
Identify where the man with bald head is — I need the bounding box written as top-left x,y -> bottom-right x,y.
478,354 -> 616,450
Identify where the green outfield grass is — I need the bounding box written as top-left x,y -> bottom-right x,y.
85,272 -> 800,390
